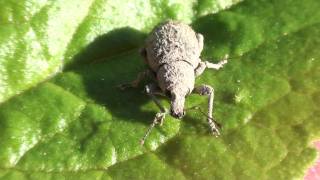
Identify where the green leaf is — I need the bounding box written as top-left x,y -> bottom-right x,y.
0,0 -> 320,179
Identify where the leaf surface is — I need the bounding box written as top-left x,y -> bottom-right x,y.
0,0 -> 319,179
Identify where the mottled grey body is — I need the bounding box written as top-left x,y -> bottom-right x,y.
118,20 -> 228,144
145,21 -> 202,71
144,21 -> 205,117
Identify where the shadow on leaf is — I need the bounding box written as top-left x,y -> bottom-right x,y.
55,17 -> 236,141
59,27 -> 169,126
65,27 -> 147,70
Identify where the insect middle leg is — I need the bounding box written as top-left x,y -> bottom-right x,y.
140,83 -> 168,145
195,55 -> 228,76
193,84 -> 220,137
117,69 -> 152,90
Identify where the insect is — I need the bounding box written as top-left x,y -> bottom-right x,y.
119,20 -> 228,145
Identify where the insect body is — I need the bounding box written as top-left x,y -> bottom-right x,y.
119,20 -> 228,144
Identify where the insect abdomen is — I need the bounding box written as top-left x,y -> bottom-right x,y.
145,20 -> 201,72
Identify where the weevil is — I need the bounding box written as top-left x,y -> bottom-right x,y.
119,20 -> 228,144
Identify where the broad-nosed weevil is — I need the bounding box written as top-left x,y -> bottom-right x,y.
118,20 -> 228,145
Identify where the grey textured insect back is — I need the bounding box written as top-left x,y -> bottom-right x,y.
118,20 -> 228,145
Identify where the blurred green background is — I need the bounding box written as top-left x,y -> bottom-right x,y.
0,0 -> 319,179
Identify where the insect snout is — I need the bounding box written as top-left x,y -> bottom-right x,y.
170,109 -> 186,119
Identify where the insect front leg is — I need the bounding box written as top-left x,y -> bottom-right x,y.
193,84 -> 220,137
141,83 -> 168,145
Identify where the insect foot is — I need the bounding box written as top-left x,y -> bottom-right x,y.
204,54 -> 229,70
209,120 -> 221,137
218,54 -> 229,67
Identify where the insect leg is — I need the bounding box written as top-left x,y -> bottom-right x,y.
196,33 -> 204,52
193,84 -> 220,137
195,61 -> 207,77
140,83 -> 168,145
145,83 -> 167,114
204,54 -> 228,70
139,48 -> 148,64
117,69 -> 151,90
194,54 -> 228,76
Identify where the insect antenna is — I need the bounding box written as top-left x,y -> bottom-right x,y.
204,54 -> 243,62
185,106 -> 221,128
